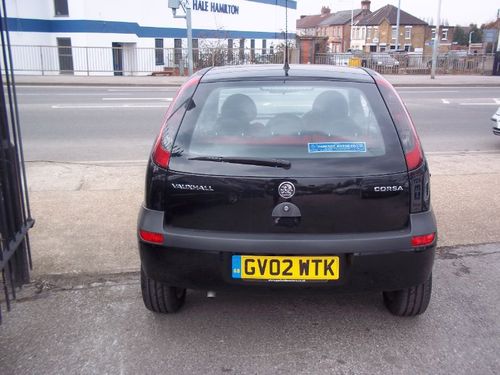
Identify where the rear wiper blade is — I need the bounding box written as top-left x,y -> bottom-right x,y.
188,156 -> 291,169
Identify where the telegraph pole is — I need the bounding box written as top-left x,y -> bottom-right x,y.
169,0 -> 194,76
430,0 -> 442,79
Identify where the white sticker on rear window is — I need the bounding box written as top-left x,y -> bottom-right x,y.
308,142 -> 367,153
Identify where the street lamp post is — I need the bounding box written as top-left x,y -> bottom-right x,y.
395,0 -> 401,51
468,31 -> 474,53
430,0 -> 442,79
168,0 -> 194,76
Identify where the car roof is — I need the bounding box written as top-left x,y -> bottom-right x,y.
200,64 -> 374,83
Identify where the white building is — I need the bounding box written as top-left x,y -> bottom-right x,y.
5,0 -> 297,75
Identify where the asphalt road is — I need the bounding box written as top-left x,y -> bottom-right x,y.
0,243 -> 498,374
16,85 -> 500,162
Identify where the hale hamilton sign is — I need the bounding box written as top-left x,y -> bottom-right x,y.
192,0 -> 240,14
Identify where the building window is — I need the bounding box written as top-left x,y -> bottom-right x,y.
239,38 -> 245,61
405,26 -> 412,39
374,26 -> 379,39
270,45 -> 274,55
155,39 -> 164,66
367,27 -> 372,39
57,37 -> 73,73
380,44 -> 387,52
262,39 -> 267,55
404,44 -> 411,52
361,27 -> 366,40
174,38 -> 182,65
250,39 -> 255,61
442,29 -> 448,40
228,39 -> 233,63
431,29 -> 436,40
192,38 -> 199,65
391,26 -> 397,40
54,0 -> 69,16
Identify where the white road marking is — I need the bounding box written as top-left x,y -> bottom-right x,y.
102,97 -> 172,101
426,150 -> 500,155
17,93 -> 136,96
51,104 -> 167,109
394,86 -> 500,89
459,102 -> 499,106
107,88 -> 177,92
441,99 -> 450,104
16,85 -> 179,90
26,159 -> 148,165
398,90 -> 459,94
494,98 -> 500,104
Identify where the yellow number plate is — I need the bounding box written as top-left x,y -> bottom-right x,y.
231,255 -> 340,281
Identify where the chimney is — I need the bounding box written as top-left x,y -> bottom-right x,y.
321,6 -> 331,15
300,15 -> 306,19
361,1 -> 371,11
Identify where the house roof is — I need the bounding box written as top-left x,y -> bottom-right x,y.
357,4 -> 427,26
319,9 -> 364,26
296,12 -> 332,29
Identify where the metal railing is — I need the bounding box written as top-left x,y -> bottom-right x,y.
3,44 -> 495,76
315,52 -> 496,75
0,1 -> 34,323
3,45 -> 292,76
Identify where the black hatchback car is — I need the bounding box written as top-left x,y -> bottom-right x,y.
138,65 -> 437,316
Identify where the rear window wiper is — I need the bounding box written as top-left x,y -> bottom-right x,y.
188,156 -> 291,169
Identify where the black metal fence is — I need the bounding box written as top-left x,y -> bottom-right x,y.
0,0 -> 34,323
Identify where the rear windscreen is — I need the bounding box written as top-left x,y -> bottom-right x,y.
171,80 -> 406,177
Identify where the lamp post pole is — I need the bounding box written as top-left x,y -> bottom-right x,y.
395,0 -> 401,51
430,0 -> 442,79
468,31 -> 474,54
170,0 -> 193,76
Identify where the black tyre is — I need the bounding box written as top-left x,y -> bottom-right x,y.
383,274 -> 432,317
141,268 -> 186,313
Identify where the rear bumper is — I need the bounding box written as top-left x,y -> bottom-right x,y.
138,207 -> 437,292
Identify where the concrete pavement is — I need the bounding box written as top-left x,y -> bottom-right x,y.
1,243 -> 498,374
12,72 -> 500,87
25,151 -> 500,277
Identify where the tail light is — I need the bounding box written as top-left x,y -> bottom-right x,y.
370,71 -> 430,213
411,233 -> 435,247
152,74 -> 201,169
373,73 -> 423,171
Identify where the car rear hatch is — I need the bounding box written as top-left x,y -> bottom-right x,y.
156,78 -> 410,235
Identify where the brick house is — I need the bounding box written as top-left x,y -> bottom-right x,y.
352,4 -> 428,52
423,26 -> 456,54
296,7 -> 333,37
317,1 -> 371,53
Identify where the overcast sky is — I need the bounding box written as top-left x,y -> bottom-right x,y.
296,0 -> 499,26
